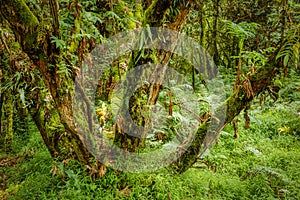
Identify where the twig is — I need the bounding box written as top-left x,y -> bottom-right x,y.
0,29 -> 10,54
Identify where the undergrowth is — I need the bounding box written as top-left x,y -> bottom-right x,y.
0,71 -> 299,200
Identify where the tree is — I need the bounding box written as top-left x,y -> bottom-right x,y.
0,0 -> 299,175
0,0 -> 194,172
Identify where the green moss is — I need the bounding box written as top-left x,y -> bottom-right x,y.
46,109 -> 64,133
134,4 -> 143,21
169,122 -> 208,174
126,13 -> 136,30
2,0 -> 39,51
12,0 -> 39,26
113,1 -> 127,18
113,1 -> 137,29
4,94 -> 14,146
150,50 -> 158,64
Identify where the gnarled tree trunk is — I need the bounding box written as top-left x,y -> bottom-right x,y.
0,0 -> 93,165
0,0 -> 292,176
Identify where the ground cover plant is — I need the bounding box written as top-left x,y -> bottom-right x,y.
1,0 -> 299,199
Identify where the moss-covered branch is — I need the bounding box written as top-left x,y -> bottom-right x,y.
0,0 -> 39,52
114,0 -> 193,151
0,0 -> 95,165
171,51 -> 280,174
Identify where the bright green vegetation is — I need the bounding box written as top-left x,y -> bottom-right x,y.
1,0 -> 300,199
1,70 -> 299,200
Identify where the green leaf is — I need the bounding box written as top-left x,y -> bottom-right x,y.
105,11 -> 121,20
146,24 -> 153,42
283,55 -> 289,66
50,36 -> 66,49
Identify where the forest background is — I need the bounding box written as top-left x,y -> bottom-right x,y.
0,0 -> 299,199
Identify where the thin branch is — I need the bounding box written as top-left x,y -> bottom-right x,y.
0,29 -> 10,54
49,0 -> 60,37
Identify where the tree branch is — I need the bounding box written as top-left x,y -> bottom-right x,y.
170,48 -> 281,174
49,0 -> 60,37
0,0 -> 39,53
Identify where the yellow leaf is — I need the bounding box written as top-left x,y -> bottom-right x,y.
277,126 -> 291,133
103,130 -> 114,139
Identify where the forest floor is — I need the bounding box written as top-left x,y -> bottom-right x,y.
1,71 -> 300,200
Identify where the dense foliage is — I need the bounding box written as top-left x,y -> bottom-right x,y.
0,0 -> 299,199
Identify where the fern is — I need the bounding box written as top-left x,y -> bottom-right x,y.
223,20 -> 259,41
241,166 -> 289,183
276,25 -> 300,68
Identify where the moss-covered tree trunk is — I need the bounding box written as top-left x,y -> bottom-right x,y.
4,92 -> 13,150
212,0 -> 220,66
170,50 -> 283,173
113,0 -> 192,151
1,58 -> 14,150
0,0 -> 290,176
0,0 -> 93,165
0,67 -> 3,137
0,0 -> 195,171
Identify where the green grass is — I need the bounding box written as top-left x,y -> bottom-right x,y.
1,74 -> 300,199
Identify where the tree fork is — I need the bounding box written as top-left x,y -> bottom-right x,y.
114,0 -> 193,151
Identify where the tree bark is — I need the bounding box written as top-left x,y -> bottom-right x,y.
1,0 -> 290,176
113,0 -> 193,151
0,0 -> 195,171
170,48 -> 282,173
0,0 -> 93,164
4,92 -> 13,149
212,0 -> 220,66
